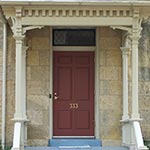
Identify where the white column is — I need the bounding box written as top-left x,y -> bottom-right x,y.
14,35 -> 26,119
131,35 -> 140,119
22,46 -> 28,119
13,35 -> 28,150
121,47 -> 130,120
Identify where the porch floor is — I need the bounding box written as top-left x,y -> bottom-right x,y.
25,146 -> 129,150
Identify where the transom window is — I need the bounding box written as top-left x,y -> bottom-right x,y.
53,29 -> 96,46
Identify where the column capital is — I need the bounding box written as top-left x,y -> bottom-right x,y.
13,35 -> 25,41
120,47 -> 130,56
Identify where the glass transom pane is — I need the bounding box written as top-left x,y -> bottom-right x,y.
53,29 -> 96,46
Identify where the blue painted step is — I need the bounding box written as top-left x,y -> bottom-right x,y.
49,139 -> 102,147
25,146 -> 129,150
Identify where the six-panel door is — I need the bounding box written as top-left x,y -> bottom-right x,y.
53,51 -> 94,136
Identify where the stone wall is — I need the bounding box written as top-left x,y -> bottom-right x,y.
26,27 -> 50,146
99,27 -> 122,146
139,20 -> 150,140
5,26 -> 15,146
0,22 -> 3,140
25,27 -> 123,146
3,24 -> 150,146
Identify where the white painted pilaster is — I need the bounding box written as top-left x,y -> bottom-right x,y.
121,47 -> 130,120
131,10 -> 142,119
131,35 -> 140,119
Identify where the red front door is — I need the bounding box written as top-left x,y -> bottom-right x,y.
53,51 -> 94,136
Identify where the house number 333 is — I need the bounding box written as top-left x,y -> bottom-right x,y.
69,103 -> 79,109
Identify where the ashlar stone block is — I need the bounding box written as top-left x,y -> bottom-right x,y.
31,37 -> 50,50
27,50 -> 39,66
106,50 -> 121,66
39,50 -> 50,65
28,125 -> 49,139
30,66 -> 50,81
27,95 -> 49,111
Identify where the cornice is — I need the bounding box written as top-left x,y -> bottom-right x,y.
1,1 -> 150,6
22,7 -> 133,18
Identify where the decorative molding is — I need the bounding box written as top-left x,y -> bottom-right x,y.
22,26 -> 44,34
121,47 -> 130,56
22,8 -> 132,18
132,9 -> 142,39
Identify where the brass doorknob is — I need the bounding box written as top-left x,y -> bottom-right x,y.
54,93 -> 59,100
54,95 -> 59,100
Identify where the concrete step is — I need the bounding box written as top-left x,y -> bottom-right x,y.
49,139 -> 102,147
25,146 -> 129,150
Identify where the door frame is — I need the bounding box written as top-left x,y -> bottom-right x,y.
49,27 -> 100,139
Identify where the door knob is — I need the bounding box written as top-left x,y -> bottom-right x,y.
54,95 -> 59,100
54,93 -> 59,100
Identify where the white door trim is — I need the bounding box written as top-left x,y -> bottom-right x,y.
49,27 -> 53,139
49,27 -> 100,139
53,46 -> 96,51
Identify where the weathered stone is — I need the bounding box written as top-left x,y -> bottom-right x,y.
27,110 -> 43,125
7,37 -> 15,65
27,27 -> 50,38
107,81 -> 122,95
139,51 -> 150,68
6,64 -> 15,80
5,124 -> 14,146
42,111 -> 49,125
100,50 -> 106,66
99,37 -> 121,50
27,50 -> 39,66
28,125 -> 49,139
139,95 -> 150,111
30,66 -> 50,81
39,50 -> 50,65
139,81 -> 150,95
6,95 -> 15,122
102,140 -> 121,146
140,110 -> 150,124
6,80 -> 15,96
27,95 -> 49,111
31,37 -> 50,50
139,67 -> 150,81
0,51 -> 3,65
0,81 -> 2,96
100,110 -> 122,126
27,66 -> 32,80
140,125 -> 150,139
28,139 -> 49,146
106,50 -> 122,66
27,80 -> 50,96
27,81 -> 43,95
100,81 -> 109,95
100,66 -> 122,81
100,27 -> 122,38
100,125 -> 121,140
100,95 -> 122,110
0,65 -> 2,80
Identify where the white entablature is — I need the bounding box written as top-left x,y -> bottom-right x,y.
0,5 -> 142,27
